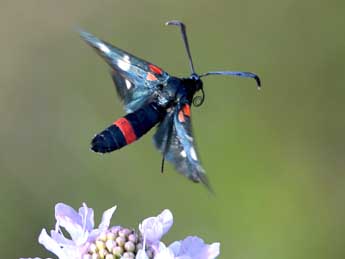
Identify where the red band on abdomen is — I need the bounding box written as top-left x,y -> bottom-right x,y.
114,118 -> 137,144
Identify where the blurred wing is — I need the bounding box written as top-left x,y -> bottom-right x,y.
153,104 -> 211,189
80,30 -> 170,112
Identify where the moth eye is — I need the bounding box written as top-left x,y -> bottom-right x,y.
157,84 -> 164,90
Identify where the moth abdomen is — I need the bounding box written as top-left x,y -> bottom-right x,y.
91,103 -> 165,153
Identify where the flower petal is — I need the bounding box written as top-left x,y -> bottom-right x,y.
38,229 -> 65,259
155,243 -> 176,259
157,209 -> 173,235
139,216 -> 164,244
55,203 -> 85,243
135,249 -> 150,259
139,209 -> 173,244
180,236 -> 205,256
170,236 -> 220,259
206,243 -> 220,259
98,205 -> 116,231
50,229 -> 74,246
55,203 -> 82,226
79,202 -> 95,232
168,240 -> 181,255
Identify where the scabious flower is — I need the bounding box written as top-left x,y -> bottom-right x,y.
21,203 -> 220,259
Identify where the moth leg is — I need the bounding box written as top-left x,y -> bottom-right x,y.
160,123 -> 174,173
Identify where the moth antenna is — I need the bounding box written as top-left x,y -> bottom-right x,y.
165,20 -> 196,75
200,71 -> 261,89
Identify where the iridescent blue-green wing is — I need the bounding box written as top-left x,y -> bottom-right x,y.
80,30 -> 170,113
153,104 -> 211,189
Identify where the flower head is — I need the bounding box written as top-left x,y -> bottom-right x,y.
21,202 -> 116,259
21,203 -> 220,259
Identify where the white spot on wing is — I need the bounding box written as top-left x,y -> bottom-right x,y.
98,43 -> 110,54
185,134 -> 193,142
190,147 -> 198,160
125,79 -> 131,90
117,55 -> 130,71
180,150 -> 187,158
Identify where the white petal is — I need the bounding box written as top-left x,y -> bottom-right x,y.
98,206 -> 117,231
50,230 -> 74,245
168,241 -> 181,255
55,203 -> 85,243
140,209 -> 173,244
206,243 -> 220,259
139,217 -> 164,244
135,249 -> 149,259
79,203 -> 95,232
157,209 -> 173,235
55,203 -> 82,226
38,229 -> 65,259
154,243 -> 175,259
175,236 -> 220,259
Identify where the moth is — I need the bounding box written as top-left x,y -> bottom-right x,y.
80,21 -> 261,189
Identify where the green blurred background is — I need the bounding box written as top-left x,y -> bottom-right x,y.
1,0 -> 345,258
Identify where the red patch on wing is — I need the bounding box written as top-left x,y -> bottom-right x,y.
149,64 -> 163,75
114,118 -> 137,144
178,104 -> 191,123
182,104 -> 191,117
178,111 -> 185,122
146,72 -> 158,81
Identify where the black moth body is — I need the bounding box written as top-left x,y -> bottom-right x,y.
80,21 -> 261,190
91,102 -> 166,153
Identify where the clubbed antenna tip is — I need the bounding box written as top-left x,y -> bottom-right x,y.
165,20 -> 196,75
200,71 -> 262,89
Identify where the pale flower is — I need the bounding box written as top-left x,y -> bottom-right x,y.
21,203 -> 220,259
